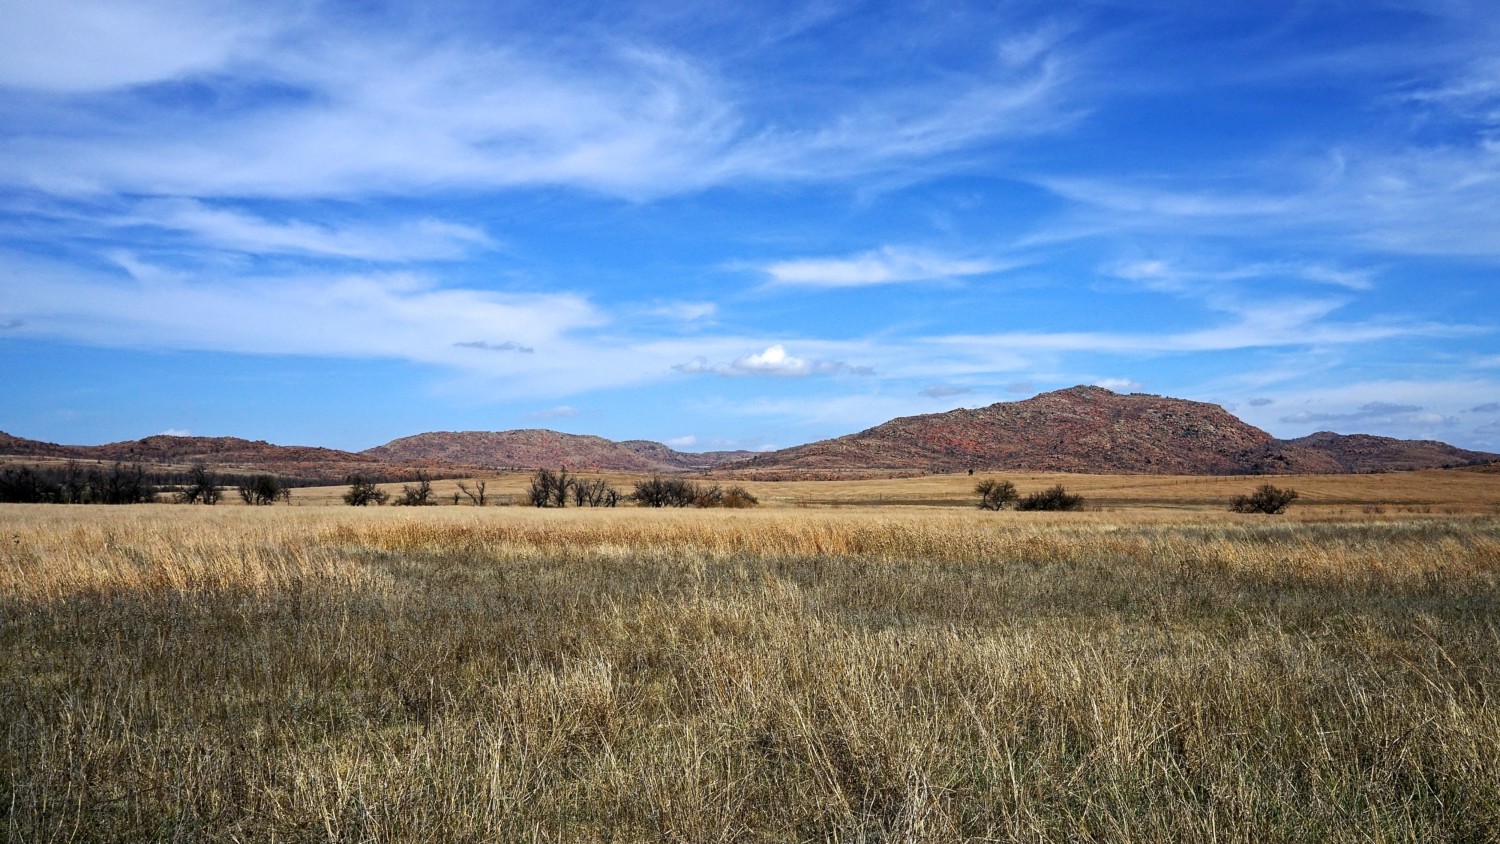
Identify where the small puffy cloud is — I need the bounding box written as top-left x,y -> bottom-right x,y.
455,340 -> 534,354
1248,397 -> 1274,407
525,406 -> 579,420
158,428 -> 192,437
675,344 -> 872,378
920,385 -> 972,398
664,435 -> 698,448
762,247 -> 1006,288
1409,412 -> 1456,426
1093,377 -> 1143,392
1468,402 -> 1500,413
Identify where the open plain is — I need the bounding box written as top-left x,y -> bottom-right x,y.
4,470 -> 1500,841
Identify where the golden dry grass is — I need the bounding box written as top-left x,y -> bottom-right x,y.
282,466 -> 1500,513
4,503 -> 1500,841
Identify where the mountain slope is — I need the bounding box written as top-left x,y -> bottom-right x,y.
740,387 -> 1496,475
362,430 -> 749,472
0,432 -> 388,480
7,390 -> 1494,479
1284,432 -> 1498,473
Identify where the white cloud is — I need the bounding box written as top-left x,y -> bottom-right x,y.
0,253 -> 604,381
919,385 -> 972,398
455,340 -> 534,354
1279,401 -> 1423,425
1047,142 -> 1500,260
664,435 -> 698,448
1252,379 -> 1500,444
526,406 -> 580,420
675,344 -> 873,378
1109,258 -> 1374,292
927,296 -> 1452,358
0,0 -> 275,92
0,5 -> 1081,200
762,247 -> 1008,287
1093,378 -> 1143,392
646,301 -> 717,322
158,428 -> 192,437
117,199 -> 494,261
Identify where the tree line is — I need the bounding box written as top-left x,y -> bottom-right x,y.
338,469 -> 760,509
0,460 -> 304,505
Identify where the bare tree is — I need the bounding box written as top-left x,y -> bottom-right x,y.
99,462 -> 155,504
632,477 -> 698,507
61,460 -> 87,504
457,480 -> 487,506
177,462 -> 223,505
238,474 -> 289,505
395,471 -> 435,506
570,477 -> 621,507
528,469 -> 573,508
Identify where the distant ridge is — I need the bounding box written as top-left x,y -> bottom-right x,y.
0,432 -> 389,481
738,386 -> 1498,475
3,387 -> 1494,478
361,429 -> 753,472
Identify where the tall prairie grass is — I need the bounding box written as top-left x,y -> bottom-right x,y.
3,505 -> 1499,841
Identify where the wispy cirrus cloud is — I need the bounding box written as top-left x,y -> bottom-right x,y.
1043,139 -> 1500,261
116,199 -> 495,261
1279,401 -> 1424,425
525,405 -> 579,420
1256,379 -> 1500,440
1110,258 -> 1375,292
761,246 -> 1010,288
454,340 -> 534,354
0,4 -> 1085,201
919,385 -> 972,398
0,252 -> 601,379
0,0 -> 275,93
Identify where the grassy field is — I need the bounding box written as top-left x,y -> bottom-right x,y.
288,465 -> 1500,511
3,496 -> 1500,840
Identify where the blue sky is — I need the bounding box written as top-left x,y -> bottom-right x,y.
2,0 -> 1499,453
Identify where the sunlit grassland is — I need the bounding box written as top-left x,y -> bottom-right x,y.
4,503 -> 1500,841
284,466 -> 1500,512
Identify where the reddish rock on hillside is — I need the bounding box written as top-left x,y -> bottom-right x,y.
361,429 -> 749,472
741,386 -> 1494,475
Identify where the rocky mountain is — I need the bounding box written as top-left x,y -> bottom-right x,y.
5,388 -> 1493,479
1282,432 -> 1498,473
738,386 -> 1498,475
618,440 -> 758,471
0,432 -> 393,481
361,430 -> 751,472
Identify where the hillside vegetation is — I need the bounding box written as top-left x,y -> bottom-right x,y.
4,505 -> 1499,841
